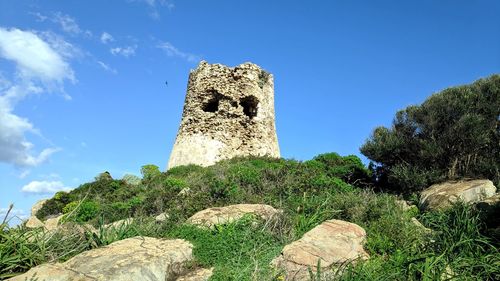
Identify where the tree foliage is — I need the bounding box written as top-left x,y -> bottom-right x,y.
361,75 -> 500,193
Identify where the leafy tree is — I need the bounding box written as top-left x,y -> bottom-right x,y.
361,75 -> 500,193
141,164 -> 161,180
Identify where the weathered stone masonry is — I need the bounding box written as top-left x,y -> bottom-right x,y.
167,61 -> 280,169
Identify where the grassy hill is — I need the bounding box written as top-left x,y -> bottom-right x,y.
2,154 -> 499,280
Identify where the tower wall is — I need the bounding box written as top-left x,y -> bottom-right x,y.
167,61 -> 280,169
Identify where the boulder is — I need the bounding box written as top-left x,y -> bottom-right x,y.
176,267 -> 214,281
186,204 -> 281,228
44,214 -> 63,231
155,212 -> 169,222
411,217 -> 432,234
395,199 -> 417,212
31,199 -> 48,216
271,219 -> 369,280
8,236 -> 194,281
420,179 -> 496,210
25,216 -> 44,229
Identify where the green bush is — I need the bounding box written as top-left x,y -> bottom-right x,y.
63,200 -> 100,223
361,75 -> 500,193
122,174 -> 141,186
141,164 -> 161,181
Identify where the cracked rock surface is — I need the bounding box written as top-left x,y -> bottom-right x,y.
168,61 -> 280,169
420,179 -> 496,210
186,204 -> 281,228
271,219 -> 369,280
8,236 -> 194,281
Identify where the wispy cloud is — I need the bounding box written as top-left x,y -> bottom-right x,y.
100,32 -> 114,44
97,61 -> 117,74
30,11 -> 92,37
128,0 -> 175,19
21,180 -> 72,194
0,27 -> 74,167
53,12 -> 82,34
157,41 -> 199,62
110,45 -> 137,57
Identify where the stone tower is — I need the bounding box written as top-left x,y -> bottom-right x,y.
167,61 -> 280,169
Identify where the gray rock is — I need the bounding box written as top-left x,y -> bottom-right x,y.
8,236 -> 194,281
44,214 -> 63,231
155,212 -> 169,222
420,179 -> 496,210
411,217 -> 432,234
186,204 -> 281,228
176,267 -> 213,281
31,199 -> 48,216
25,216 -> 44,229
271,219 -> 369,280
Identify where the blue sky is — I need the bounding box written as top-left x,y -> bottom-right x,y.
1,0 -> 499,224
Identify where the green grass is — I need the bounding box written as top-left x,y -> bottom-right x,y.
167,216 -> 285,280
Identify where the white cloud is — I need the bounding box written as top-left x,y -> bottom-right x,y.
110,45 -> 137,57
97,61 -> 118,74
0,28 -> 75,84
30,12 -> 92,37
157,41 -> 198,62
53,12 -> 81,34
128,0 -> 175,19
100,32 -> 114,44
0,27 -> 74,167
21,180 -> 72,194
31,12 -> 48,22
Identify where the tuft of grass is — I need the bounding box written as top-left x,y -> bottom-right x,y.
167,216 -> 285,281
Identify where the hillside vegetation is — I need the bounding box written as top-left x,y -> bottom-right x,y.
362,75 -> 500,193
1,75 -> 500,280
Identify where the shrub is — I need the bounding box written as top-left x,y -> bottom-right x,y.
361,75 -> 500,193
63,200 -> 100,223
122,174 -> 141,185
141,164 -> 161,181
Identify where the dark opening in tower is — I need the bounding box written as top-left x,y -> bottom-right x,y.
202,91 -> 222,113
240,96 -> 259,119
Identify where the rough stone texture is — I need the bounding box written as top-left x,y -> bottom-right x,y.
31,199 -> 48,216
186,204 -> 281,228
44,214 -> 63,231
420,179 -> 497,210
176,267 -> 214,281
271,219 -> 369,280
25,216 -> 45,229
395,199 -> 416,212
155,212 -> 169,222
168,61 -> 280,169
8,236 -> 194,281
411,217 -> 432,234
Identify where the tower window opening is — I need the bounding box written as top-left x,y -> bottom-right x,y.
240,96 -> 259,119
202,91 -> 222,113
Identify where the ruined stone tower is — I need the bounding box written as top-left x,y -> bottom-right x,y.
167,61 -> 280,169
